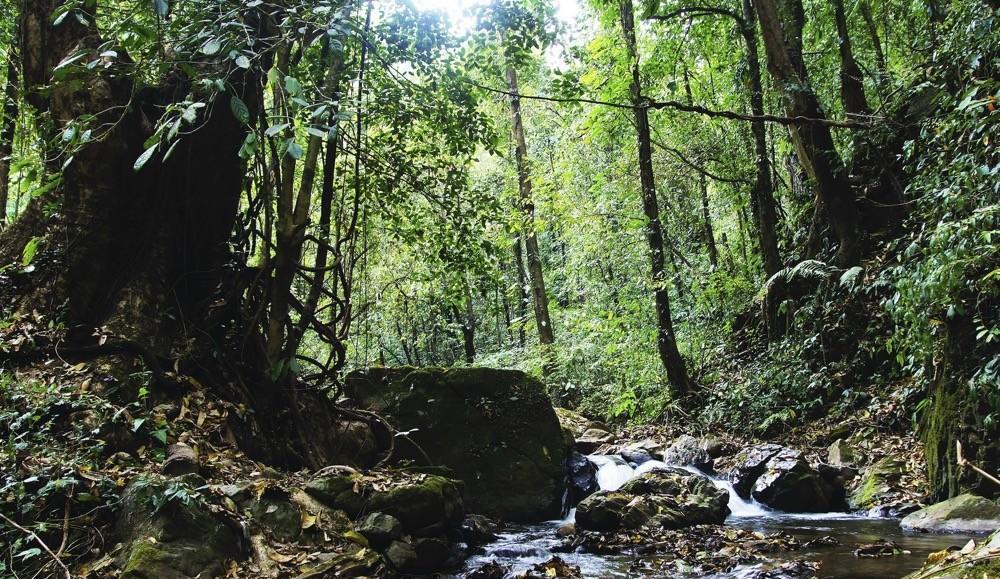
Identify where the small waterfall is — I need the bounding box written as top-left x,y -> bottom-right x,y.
586,454 -> 772,518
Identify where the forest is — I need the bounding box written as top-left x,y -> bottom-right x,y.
0,0 -> 997,577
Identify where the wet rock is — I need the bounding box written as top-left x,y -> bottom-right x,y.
554,407 -> 607,439
827,439 -> 856,466
525,556 -> 581,578
114,475 -> 240,579
901,493 -> 1000,533
460,514 -> 498,545
902,529 -> 1000,578
305,471 -> 463,533
662,435 -> 713,470
556,521 -> 575,536
619,439 -> 662,467
566,451 -> 599,503
854,540 -> 905,557
346,367 -> 567,520
576,468 -> 729,531
161,442 -> 198,476
752,448 -> 830,512
730,443 -> 785,498
384,539 -> 417,572
357,512 -> 402,550
741,561 -> 820,579
383,537 -> 451,574
575,428 -> 615,454
700,436 -> 726,458
848,456 -> 906,513
467,560 -> 512,579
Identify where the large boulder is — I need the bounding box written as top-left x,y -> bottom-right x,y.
902,529 -> 1000,578
114,475 -> 241,579
901,494 -> 1000,533
751,448 -> 830,512
848,457 -> 912,515
576,467 -> 729,532
729,443 -> 785,499
566,451 -> 599,504
345,367 -> 566,521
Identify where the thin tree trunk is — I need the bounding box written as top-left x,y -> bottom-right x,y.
859,1 -> 886,91
462,283 -> 476,364
512,236 -> 528,347
699,174 -> 718,268
0,39 -> 17,227
620,0 -> 689,396
753,0 -> 861,266
831,0 -> 870,117
742,0 -> 783,276
506,65 -> 556,374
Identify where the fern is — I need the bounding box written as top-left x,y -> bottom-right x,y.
757,259 -> 832,301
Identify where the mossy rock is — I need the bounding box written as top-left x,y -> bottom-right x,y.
345,367 -> 567,521
115,475 -> 240,579
248,488 -> 302,542
903,529 -> 1000,578
901,494 -> 1000,533
848,456 -> 906,511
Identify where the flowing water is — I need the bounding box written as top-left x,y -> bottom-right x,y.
463,455 -> 978,578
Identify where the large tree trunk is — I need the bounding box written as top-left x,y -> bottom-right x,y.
742,0 -> 783,276
753,0 -> 861,266
620,0 -> 689,397
506,65 -> 556,375
0,0 -> 342,470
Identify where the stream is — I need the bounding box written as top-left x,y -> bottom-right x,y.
463,456 -> 976,578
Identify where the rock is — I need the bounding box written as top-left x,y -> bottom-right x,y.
248,488 -> 302,542
816,462 -> 853,509
467,560 -> 512,579
901,494 -> 1000,533
575,428 -> 615,454
752,448 -> 830,512
848,456 -> 906,512
357,512 -> 402,550
527,556 -> 581,578
330,420 -> 380,468
576,468 -> 729,532
305,471 -> 463,533
114,475 -> 240,579
662,435 -> 713,470
554,407 -> 607,438
740,561 -> 820,579
460,514 -> 498,545
383,537 -> 451,574
566,451 -> 598,503
345,367 -> 567,520
576,492 -> 631,531
729,443 -> 785,498
161,443 -> 198,476
556,521 -> 575,536
700,436 -> 726,459
384,540 -> 417,572
293,548 -> 382,578
827,439 -> 856,466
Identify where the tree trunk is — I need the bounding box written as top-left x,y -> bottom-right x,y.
506,65 -> 556,373
461,283 -> 476,364
512,236 -> 528,347
699,174 -> 718,268
0,38 -> 17,227
620,0 -> 689,396
0,0 -> 343,470
753,0 -> 861,266
741,0 -> 783,276
831,0 -> 870,117
859,1 -> 887,92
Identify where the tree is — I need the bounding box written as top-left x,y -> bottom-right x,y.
619,0 -> 689,396
831,0 -> 870,117
753,0 -> 861,265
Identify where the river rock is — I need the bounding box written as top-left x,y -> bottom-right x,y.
575,428 -> 615,453
345,367 -> 566,521
901,494 -> 1000,533
902,528 -> 1000,578
460,514 -> 498,545
566,450 -> 599,503
662,435 -> 713,470
357,512 -> 403,549
576,468 -> 729,531
114,475 -> 240,579
730,443 -> 785,499
848,456 -> 907,513
554,407 -> 608,438
619,439 -> 663,467
827,439 -> 856,466
751,448 -> 830,512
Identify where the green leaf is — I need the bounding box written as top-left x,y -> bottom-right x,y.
235,55 -> 251,69
202,38 -> 222,56
265,123 -> 289,137
284,75 -> 301,96
134,145 -> 158,171
286,140 -> 304,160
230,95 -> 250,125
21,237 -> 40,267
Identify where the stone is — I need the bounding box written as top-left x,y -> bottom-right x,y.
460,514 -> 498,545
357,512 -> 403,550
848,456 -> 906,512
161,443 -> 198,476
751,448 -> 830,512
345,367 -> 567,521
902,529 -> 1000,578
384,540 -> 417,572
575,428 -> 615,454
700,436 -> 726,459
554,407 -> 607,439
566,451 -> 598,504
576,468 -> 729,532
662,435 -> 713,470
330,420 -> 380,468
248,488 -> 302,542
115,475 -> 240,579
901,494 -> 1000,533
305,472 -> 463,534
827,439 -> 856,466
729,443 -> 785,498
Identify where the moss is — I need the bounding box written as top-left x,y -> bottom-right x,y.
120,541 -> 172,579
